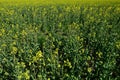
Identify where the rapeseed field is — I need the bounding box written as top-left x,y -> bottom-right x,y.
0,0 -> 120,80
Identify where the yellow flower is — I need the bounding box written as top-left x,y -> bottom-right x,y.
47,58 -> 51,62
116,41 -> 120,49
32,56 -> 37,62
48,78 -> 50,80
52,43 -> 55,48
21,30 -> 27,36
100,61 -> 103,64
37,74 -> 42,79
18,75 -> 22,80
29,49 -> 32,53
54,48 -> 59,55
21,62 -> 26,68
58,22 -> 62,28
0,33 -> 2,37
77,36 -> 80,41
11,46 -> 18,54
23,70 -> 30,80
87,56 -> 91,60
58,64 -> 61,68
66,7 -> 70,12
13,34 -> 18,39
65,73 -> 69,77
12,41 -> 17,46
29,62 -> 32,66
32,50 -> 43,62
43,62 -> 45,66
1,44 -> 7,47
20,49 -> 24,53
4,72 -> 9,75
8,10 -> 14,15
1,29 -> 5,34
64,59 -> 72,68
8,30 -> 12,34
36,50 -> 43,58
58,41 -> 62,45
85,62 -> 89,66
81,48 -> 85,54
96,52 -> 103,58
87,67 -> 92,73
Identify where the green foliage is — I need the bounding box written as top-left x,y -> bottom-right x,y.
0,2 -> 120,80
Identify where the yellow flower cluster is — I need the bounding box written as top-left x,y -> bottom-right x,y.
11,46 -> 18,54
0,28 -> 5,37
87,67 -> 92,73
32,50 -> 43,63
21,30 -> 27,37
96,52 -> 103,58
116,41 -> 120,49
17,70 -> 30,80
64,59 -> 72,68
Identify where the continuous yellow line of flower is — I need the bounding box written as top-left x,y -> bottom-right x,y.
0,0 -> 120,7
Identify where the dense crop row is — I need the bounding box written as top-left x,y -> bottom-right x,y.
0,2 -> 120,80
